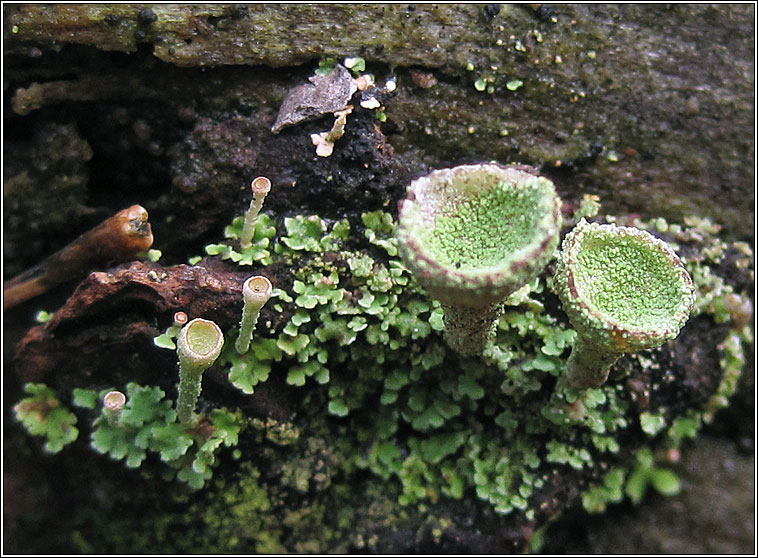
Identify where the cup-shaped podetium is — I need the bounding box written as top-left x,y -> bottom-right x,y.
240,176 -> 272,250
396,163 -> 563,355
235,275 -> 273,355
176,318 -> 224,425
553,219 -> 695,388
103,390 -> 126,426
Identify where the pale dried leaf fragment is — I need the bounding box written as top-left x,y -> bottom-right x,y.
271,64 -> 357,134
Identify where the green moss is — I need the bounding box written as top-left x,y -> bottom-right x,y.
192,463 -> 284,553
72,387 -> 99,410
581,466 -> 627,513
153,323 -> 182,350
205,213 -> 276,266
223,207 -> 743,525
624,448 -> 681,505
639,411 -> 667,436
277,215 -> 350,254
704,331 -> 747,423
632,215 -> 753,424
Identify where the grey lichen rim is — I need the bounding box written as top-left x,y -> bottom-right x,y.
396,163 -> 563,308
396,162 -> 563,356
103,390 -> 126,412
557,220 -> 695,353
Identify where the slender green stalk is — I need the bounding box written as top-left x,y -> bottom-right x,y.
441,301 -> 503,356
240,176 -> 272,249
176,318 -> 224,425
235,276 -> 273,354
564,337 -> 623,388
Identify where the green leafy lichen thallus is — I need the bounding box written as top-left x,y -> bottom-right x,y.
13,383 -> 79,453
236,275 -> 273,354
176,318 -> 224,425
553,219 -> 695,388
395,163 -> 563,355
240,176 -> 272,249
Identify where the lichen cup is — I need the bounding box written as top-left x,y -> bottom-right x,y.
396,163 -> 563,355
553,219 -> 696,388
235,275 -> 273,355
176,318 -> 224,425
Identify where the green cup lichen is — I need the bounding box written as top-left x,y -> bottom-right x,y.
236,275 -> 273,355
240,176 -> 272,250
103,390 -> 126,426
176,318 -> 225,425
553,219 -> 695,388
395,163 -> 563,355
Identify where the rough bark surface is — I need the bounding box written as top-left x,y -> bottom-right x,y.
4,3 -> 754,245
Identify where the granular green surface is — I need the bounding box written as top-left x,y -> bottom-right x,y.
186,321 -> 221,356
573,235 -> 686,330
421,184 -> 547,270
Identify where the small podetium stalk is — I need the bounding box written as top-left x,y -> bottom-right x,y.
553,219 -> 695,388
173,311 -> 188,327
396,163 -> 562,355
103,390 -> 126,426
235,276 -> 273,354
240,176 -> 272,249
176,318 -> 224,425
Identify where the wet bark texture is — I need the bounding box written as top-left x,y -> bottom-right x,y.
3,4 -> 754,554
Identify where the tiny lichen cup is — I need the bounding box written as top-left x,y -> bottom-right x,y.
235,275 -> 273,354
103,390 -> 126,426
553,219 -> 696,388
396,163 -> 563,355
240,176 -> 272,249
176,318 -> 224,425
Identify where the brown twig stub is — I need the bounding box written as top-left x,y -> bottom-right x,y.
3,205 -> 154,309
